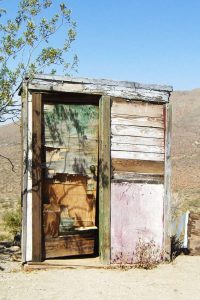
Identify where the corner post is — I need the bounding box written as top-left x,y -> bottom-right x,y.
99,96 -> 111,264
164,102 -> 172,259
32,93 -> 43,262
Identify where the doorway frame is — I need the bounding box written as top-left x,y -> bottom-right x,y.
31,92 -> 111,264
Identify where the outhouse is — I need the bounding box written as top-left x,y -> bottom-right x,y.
21,75 -> 172,264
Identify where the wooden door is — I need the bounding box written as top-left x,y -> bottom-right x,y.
42,102 -> 99,258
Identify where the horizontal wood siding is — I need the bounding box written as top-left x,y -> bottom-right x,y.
111,99 -> 164,168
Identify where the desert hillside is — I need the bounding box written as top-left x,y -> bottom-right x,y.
0,122 -> 21,236
171,89 -> 200,214
0,89 -> 199,236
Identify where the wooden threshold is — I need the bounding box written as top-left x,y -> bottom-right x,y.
24,256 -> 105,271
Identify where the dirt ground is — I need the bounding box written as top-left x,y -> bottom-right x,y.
0,256 -> 200,300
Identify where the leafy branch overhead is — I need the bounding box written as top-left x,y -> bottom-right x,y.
0,0 -> 77,123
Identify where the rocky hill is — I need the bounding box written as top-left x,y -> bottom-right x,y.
0,89 -> 199,236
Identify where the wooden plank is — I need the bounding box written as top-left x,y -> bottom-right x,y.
45,153 -> 98,176
99,96 -> 111,264
45,233 -> 97,258
28,74 -> 173,92
111,114 -> 164,128
44,138 -> 98,150
111,135 -> 164,147
112,159 -> 164,174
111,142 -> 164,154
32,93 -> 43,262
26,91 -> 33,262
112,172 -> 164,183
111,124 -> 164,138
111,100 -> 164,118
28,80 -> 170,103
163,103 -> 172,259
111,150 -> 164,161
21,82 -> 28,263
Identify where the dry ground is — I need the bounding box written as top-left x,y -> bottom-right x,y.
0,256 -> 200,300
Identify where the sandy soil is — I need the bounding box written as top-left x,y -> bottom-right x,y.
0,256 -> 200,300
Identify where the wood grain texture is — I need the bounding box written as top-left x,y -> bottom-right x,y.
32,93 -> 43,262
99,96 -> 111,265
111,100 -> 165,163
112,172 -> 164,184
27,74 -> 173,92
111,124 -> 164,138
111,150 -> 164,161
44,103 -> 99,176
112,159 -> 164,174
163,103 -> 172,258
28,80 -> 170,103
111,142 -> 164,154
45,232 -> 97,258
111,99 -> 164,118
43,175 -> 96,236
111,114 -> 164,128
111,135 -> 164,147
21,83 -> 28,263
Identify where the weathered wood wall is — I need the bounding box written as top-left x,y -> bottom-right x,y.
110,98 -> 165,263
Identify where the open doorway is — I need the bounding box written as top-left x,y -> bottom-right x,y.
41,94 -> 100,259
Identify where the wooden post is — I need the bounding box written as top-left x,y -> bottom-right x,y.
32,93 -> 43,262
99,96 -> 111,264
164,103 -> 172,259
21,83 -> 28,263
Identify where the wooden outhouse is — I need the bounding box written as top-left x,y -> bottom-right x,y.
21,75 -> 172,264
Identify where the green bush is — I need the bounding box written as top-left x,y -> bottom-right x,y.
3,204 -> 21,237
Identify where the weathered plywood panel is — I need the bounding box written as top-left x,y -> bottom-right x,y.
43,175 -> 96,237
111,183 -> 164,263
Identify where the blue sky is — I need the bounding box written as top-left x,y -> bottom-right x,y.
3,0 -> 200,90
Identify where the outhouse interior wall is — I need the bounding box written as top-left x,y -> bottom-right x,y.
110,98 -> 165,263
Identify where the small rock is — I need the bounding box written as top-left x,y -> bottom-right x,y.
9,246 -> 20,252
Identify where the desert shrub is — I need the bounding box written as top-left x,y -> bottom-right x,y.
112,251 -> 134,270
134,238 -> 163,269
3,203 -> 21,237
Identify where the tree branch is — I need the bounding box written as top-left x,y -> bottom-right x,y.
0,153 -> 15,172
